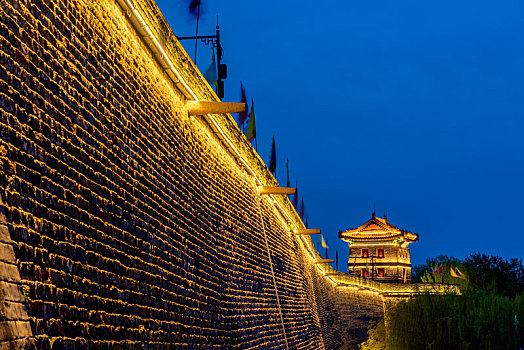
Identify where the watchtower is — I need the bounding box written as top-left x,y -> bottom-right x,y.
339,212 -> 419,283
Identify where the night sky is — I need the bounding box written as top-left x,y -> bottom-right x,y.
154,0 -> 524,269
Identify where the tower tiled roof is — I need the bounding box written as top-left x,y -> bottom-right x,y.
339,213 -> 419,243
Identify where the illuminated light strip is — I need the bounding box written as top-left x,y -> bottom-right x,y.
121,1 -> 306,240
124,2 -> 289,219
122,1 -> 283,204
120,0 -> 379,291
348,242 -> 401,247
122,0 -> 196,100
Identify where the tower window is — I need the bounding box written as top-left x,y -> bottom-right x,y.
377,268 -> 385,277
377,248 -> 384,258
361,248 -> 369,258
362,269 -> 369,277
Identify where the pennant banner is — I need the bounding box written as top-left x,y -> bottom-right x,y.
450,266 -> 466,279
321,235 -> 328,249
268,136 -> 276,174
286,158 -> 290,188
238,82 -> 248,126
245,98 -> 256,141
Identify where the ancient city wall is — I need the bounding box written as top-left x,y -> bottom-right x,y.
0,0 -> 430,348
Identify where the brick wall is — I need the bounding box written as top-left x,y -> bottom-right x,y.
0,0 -> 384,348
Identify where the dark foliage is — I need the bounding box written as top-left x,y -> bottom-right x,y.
362,253 -> 524,349
463,253 -> 524,298
362,290 -> 524,350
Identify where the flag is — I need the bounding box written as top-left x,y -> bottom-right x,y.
203,49 -> 217,88
268,136 -> 276,174
286,158 -> 290,188
450,266 -> 459,278
293,181 -> 298,209
438,264 -> 443,275
321,235 -> 328,249
432,264 -> 438,273
238,82 -> 248,126
245,99 -> 256,141
305,216 -> 309,229
450,266 -> 465,279
189,0 -> 200,16
299,197 -> 304,218
455,267 -> 465,278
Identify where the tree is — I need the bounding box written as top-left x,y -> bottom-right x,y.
362,253 -> 524,349
463,253 -> 524,298
362,290 -> 524,349
359,320 -> 386,350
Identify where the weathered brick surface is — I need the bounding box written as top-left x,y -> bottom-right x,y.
0,0 -> 384,348
0,192 -> 33,348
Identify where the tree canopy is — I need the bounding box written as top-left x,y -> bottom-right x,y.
360,253 -> 524,349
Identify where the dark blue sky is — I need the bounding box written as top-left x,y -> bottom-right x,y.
155,0 -> 524,268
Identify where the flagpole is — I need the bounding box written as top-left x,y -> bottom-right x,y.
194,5 -> 200,64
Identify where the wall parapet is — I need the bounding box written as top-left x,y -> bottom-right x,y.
320,262 -> 459,297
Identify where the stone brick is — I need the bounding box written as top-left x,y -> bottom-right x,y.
0,301 -> 29,321
0,243 -> 15,264
0,282 -> 25,303
0,337 -> 36,350
0,262 -> 21,284
0,321 -> 32,340
0,226 -> 10,245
